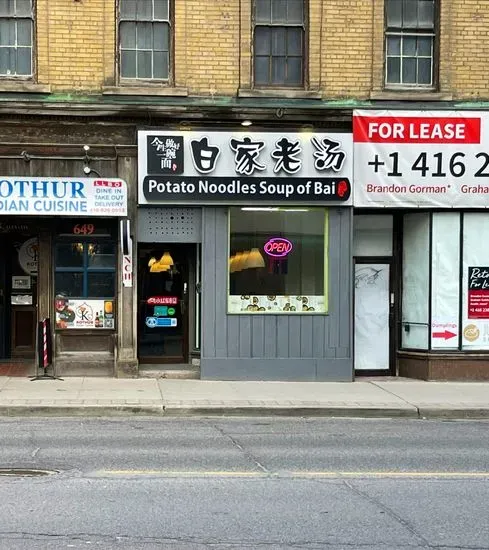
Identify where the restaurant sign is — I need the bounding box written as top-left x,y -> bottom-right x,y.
353,110 -> 489,208
138,131 -> 353,205
0,178 -> 127,216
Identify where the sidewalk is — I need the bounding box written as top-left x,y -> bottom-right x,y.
0,376 -> 489,418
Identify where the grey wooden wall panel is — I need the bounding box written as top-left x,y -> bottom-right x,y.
252,316 -> 265,357
263,317 -> 277,357
227,317 -> 240,357
327,209 -> 341,351
300,316 -> 314,357
239,316 -> 252,358
288,316 -> 301,357
202,208 -> 217,358
312,316 -> 325,359
200,206 -> 353,381
213,208 -> 229,357
339,210 -> 352,350
276,316 -> 290,358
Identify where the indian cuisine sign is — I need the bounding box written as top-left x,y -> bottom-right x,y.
0,178 -> 127,216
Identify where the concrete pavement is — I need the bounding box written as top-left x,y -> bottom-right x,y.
0,376 -> 489,418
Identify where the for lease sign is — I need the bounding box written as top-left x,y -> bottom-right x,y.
353,110 -> 489,208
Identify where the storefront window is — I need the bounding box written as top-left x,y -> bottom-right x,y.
402,213 -> 430,349
228,207 -> 328,313
55,240 -> 116,298
400,212 -> 489,351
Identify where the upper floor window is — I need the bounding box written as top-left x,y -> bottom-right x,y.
253,0 -> 305,87
385,0 -> 436,88
0,0 -> 33,77
119,0 -> 170,81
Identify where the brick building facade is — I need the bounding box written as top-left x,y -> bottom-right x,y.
0,0 -> 488,380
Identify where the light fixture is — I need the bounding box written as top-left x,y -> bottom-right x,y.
150,262 -> 170,273
159,251 -> 174,266
241,120 -> 253,127
231,251 -> 244,272
244,248 -> 265,269
241,207 -> 279,212
148,257 -> 156,267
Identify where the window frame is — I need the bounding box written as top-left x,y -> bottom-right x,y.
54,238 -> 117,299
0,0 -> 35,80
117,0 -> 173,85
384,0 -> 439,90
251,0 -> 308,89
227,206 -> 328,315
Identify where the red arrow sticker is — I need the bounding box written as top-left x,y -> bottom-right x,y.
432,330 -> 457,340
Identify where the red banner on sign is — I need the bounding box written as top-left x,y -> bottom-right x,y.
353,116 -> 481,144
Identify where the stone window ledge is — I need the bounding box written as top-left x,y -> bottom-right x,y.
238,88 -> 322,100
0,82 -> 51,93
103,86 -> 188,97
370,90 -> 453,101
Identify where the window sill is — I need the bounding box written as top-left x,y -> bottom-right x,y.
238,88 -> 322,100
103,86 -> 188,97
370,90 -> 453,101
0,81 -> 51,93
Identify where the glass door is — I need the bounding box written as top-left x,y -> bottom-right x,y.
354,261 -> 392,373
138,244 -> 190,363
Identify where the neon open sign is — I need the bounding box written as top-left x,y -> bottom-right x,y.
264,237 -> 293,258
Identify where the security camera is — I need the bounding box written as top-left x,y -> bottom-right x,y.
83,165 -> 91,175
83,145 -> 90,152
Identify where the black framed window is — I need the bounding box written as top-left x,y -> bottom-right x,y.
0,0 -> 33,77
253,0 -> 305,87
119,0 -> 170,80
385,0 -> 436,87
228,207 -> 328,314
55,240 -> 116,298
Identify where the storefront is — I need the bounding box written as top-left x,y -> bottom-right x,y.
353,109 -> 489,380
137,129 -> 354,381
0,177 -> 128,376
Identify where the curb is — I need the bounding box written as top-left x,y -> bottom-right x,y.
418,408 -> 489,419
0,405 -> 418,418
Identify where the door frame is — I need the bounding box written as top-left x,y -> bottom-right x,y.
353,256 -> 396,376
137,243 -> 194,365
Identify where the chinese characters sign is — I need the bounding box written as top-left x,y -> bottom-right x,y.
138,131 -> 352,205
0,178 -> 127,216
353,110 -> 489,208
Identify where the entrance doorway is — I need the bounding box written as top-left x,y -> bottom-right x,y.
354,260 -> 394,375
138,244 -> 194,364
0,233 -> 37,362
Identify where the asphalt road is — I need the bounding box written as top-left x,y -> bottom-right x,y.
0,417 -> 488,549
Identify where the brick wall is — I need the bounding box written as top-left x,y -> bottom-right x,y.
31,0 -> 489,101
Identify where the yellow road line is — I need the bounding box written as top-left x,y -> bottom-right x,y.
97,470 -> 489,478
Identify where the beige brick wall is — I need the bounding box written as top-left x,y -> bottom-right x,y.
32,0 -> 489,101
320,0 -> 373,99
37,0 -> 114,91
449,0 -> 489,100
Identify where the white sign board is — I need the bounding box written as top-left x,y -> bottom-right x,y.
0,177 -> 127,216
122,255 -> 133,288
138,130 -> 353,205
353,110 -> 489,208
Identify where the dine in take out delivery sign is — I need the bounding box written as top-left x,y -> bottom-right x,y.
353,110 -> 489,208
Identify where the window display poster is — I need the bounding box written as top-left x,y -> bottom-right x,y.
55,298 -> 115,329
228,295 -> 326,313
467,266 -> 489,319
